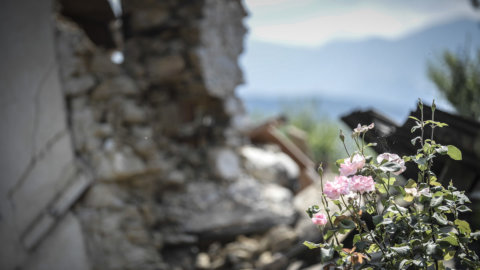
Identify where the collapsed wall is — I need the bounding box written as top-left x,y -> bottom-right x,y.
1,0 -> 300,269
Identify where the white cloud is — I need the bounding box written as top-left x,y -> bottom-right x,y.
244,0 -> 479,47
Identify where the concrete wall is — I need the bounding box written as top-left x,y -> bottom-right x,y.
0,0 -> 90,269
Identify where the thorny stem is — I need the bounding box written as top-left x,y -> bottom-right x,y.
342,140 -> 350,157
342,196 -> 389,257
319,173 -> 341,245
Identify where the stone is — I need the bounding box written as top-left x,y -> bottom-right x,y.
264,225 -> 298,253
209,147 -> 242,181
191,0 -> 246,99
146,55 -> 185,83
90,51 -> 122,76
94,142 -> 146,181
163,233 -> 198,246
129,8 -> 169,33
256,252 -> 288,270
91,75 -> 138,100
174,178 -> 295,238
240,145 -> 299,189
63,74 -> 96,97
93,123 -> 113,138
71,107 -> 101,153
124,100 -> 147,124
163,170 -> 186,188
195,252 -> 211,269
82,183 -> 125,209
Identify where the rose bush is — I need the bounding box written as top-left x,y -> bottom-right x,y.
305,100 -> 480,269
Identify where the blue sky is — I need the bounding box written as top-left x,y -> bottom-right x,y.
243,0 -> 478,48
238,0 -> 480,121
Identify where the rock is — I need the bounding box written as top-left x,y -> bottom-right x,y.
286,261 -> 304,270
195,252 -> 211,269
129,8 -> 169,33
264,225 -> 298,253
146,55 -> 185,83
240,145 -> 299,189
163,233 -> 198,246
224,235 -> 261,263
90,51 -> 122,76
91,75 -> 138,100
122,99 -> 147,124
71,107 -> 101,153
161,170 -> 186,189
94,142 -> 146,181
256,252 -> 288,270
63,74 -> 96,97
209,147 -> 242,181
82,183 -> 125,209
174,178 -> 295,238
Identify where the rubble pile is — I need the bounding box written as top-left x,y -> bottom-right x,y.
53,0 -> 327,269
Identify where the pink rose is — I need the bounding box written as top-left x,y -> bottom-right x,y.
312,212 -> 328,226
340,154 -> 365,176
377,153 -> 406,175
350,175 -> 375,194
324,176 -> 350,200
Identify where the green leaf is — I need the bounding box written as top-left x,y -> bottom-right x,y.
303,241 -> 322,249
437,205 -> 450,212
380,162 -> 403,173
444,250 -> 456,261
405,179 -> 417,188
367,244 -> 380,253
440,235 -> 459,246
399,259 -> 412,269
409,116 -> 420,121
353,234 -> 361,244
376,183 -> 387,194
447,145 -> 462,160
436,145 -> 448,155
403,194 -> 414,202
432,212 -> 448,226
382,177 -> 396,186
324,229 -> 336,240
321,247 -> 334,262
339,219 -> 356,230
372,215 -> 383,226
456,205 -> 472,212
454,219 -> 471,235
391,246 -> 411,255
335,158 -> 345,168
426,243 -> 441,256
471,231 -> 480,239
430,195 -> 443,207
411,136 -> 421,146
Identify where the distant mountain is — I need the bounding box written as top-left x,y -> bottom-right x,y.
238,19 -> 480,122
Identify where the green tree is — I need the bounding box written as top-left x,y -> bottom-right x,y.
428,49 -> 480,120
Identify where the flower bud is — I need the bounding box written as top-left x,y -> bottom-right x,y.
339,130 -> 345,142
317,163 -> 324,177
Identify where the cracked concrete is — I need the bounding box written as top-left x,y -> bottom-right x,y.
0,0 -> 89,269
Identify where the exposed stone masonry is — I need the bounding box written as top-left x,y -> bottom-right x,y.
54,1 -> 299,269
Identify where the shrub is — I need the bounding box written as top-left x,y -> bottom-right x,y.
305,100 -> 480,269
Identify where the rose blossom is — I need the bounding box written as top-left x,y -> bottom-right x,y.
340,154 -> 365,176
350,175 -> 375,194
311,212 -> 328,226
377,153 -> 406,175
324,176 -> 350,200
